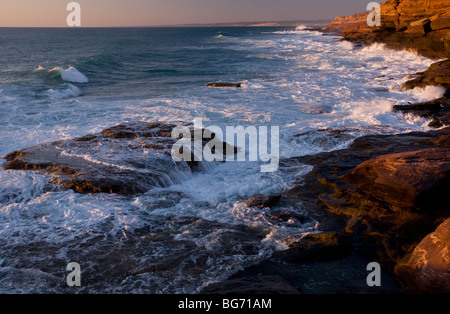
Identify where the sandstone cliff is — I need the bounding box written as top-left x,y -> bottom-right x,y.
323,0 -> 450,59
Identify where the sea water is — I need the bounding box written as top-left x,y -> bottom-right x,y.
0,26 -> 442,293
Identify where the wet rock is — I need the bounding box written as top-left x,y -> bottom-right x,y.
269,210 -> 305,224
393,60 -> 450,127
395,218 -> 450,293
244,194 -> 281,209
275,232 -> 352,263
394,96 -> 450,127
402,60 -> 450,91
200,275 -> 300,294
340,148 -> 450,209
2,122 -> 235,196
205,82 -> 242,88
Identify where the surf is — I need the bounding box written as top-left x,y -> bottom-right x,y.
36,66 -> 89,83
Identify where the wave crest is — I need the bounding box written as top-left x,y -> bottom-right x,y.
36,66 -> 89,83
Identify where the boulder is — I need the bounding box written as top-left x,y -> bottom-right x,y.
395,218 -> 450,293
340,148 -> 450,209
405,18 -> 432,35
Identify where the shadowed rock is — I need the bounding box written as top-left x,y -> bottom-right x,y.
201,275 -> 300,294
275,232 -> 352,263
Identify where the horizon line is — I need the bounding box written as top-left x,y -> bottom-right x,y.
0,18 -> 332,29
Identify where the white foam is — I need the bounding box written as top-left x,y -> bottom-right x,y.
411,85 -> 446,101
336,40 -> 354,50
295,25 -> 307,31
46,83 -> 81,99
61,67 -> 89,83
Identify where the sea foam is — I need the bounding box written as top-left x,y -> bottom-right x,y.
411,85 -> 446,101
61,67 -> 89,83
46,83 -> 82,99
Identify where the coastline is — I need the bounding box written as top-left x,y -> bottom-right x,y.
202,1 -> 450,294
0,3 -> 448,294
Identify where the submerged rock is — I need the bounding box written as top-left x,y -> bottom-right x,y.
395,218 -> 450,293
2,122 -> 235,196
205,82 -> 242,88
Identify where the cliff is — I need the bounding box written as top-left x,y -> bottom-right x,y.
323,0 -> 450,59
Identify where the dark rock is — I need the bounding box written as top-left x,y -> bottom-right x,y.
394,96 -> 450,127
275,232 -> 352,263
269,210 -> 305,224
395,60 -> 450,127
402,60 -> 450,91
244,194 -> 281,209
2,122 -> 236,196
205,82 -> 242,88
200,275 -> 300,294
340,148 -> 450,209
287,127 -> 450,267
395,218 -> 450,293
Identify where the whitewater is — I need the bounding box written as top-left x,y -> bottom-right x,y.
0,26 -> 443,293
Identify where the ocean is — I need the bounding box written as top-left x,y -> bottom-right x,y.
0,26 -> 444,293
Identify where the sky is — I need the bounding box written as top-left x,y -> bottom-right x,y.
0,0 -> 369,27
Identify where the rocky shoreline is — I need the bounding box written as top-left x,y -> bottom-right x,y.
203,0 -> 450,294
1,0 -> 449,294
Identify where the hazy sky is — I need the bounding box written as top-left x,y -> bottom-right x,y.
0,0 -> 369,27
